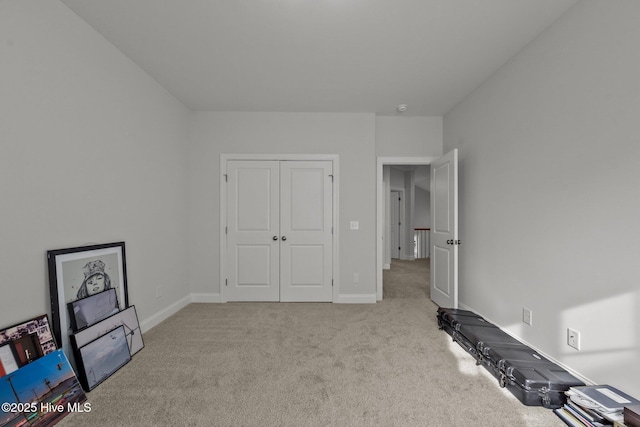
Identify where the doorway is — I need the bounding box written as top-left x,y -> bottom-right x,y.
376,157 -> 438,301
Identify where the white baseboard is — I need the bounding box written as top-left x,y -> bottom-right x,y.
335,293 -> 376,304
191,293 -> 223,303
383,263 -> 391,270
139,295 -> 191,334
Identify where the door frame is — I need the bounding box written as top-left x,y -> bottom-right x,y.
376,156 -> 438,301
220,154 -> 340,302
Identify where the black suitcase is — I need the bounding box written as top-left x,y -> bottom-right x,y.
437,308 -> 520,363
437,308 -> 585,409
491,346 -> 585,408
456,322 -> 523,356
436,308 -> 493,360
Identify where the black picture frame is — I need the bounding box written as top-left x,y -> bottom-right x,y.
47,242 -> 128,361
67,288 -> 120,332
75,325 -> 131,391
71,306 -> 144,357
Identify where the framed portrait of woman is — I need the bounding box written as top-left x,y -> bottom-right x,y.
47,242 -> 128,361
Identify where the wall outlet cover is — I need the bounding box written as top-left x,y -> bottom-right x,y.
567,328 -> 581,351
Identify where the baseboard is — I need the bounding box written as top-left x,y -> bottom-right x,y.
191,293 -> 223,303
139,295 -> 191,334
335,293 -> 376,304
384,263 -> 391,270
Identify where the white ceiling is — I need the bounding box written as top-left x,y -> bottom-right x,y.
60,0 -> 578,115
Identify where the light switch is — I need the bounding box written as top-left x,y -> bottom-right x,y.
350,221 -> 359,230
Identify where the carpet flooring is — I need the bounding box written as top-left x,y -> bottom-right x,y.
59,259 -> 563,426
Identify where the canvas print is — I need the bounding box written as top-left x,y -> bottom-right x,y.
71,306 -> 144,357
0,349 -> 86,427
76,325 -> 131,391
0,315 -> 56,376
47,242 -> 128,360
68,288 -> 119,332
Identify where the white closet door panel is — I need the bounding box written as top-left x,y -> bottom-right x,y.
280,161 -> 333,302
226,161 -> 280,301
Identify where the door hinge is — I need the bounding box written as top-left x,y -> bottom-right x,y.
332,279 -> 334,287
329,174 -> 334,182
224,174 -> 228,182
225,279 -> 228,287
225,226 -> 227,235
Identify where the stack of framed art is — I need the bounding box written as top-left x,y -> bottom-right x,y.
1,315 -> 87,427
47,242 -> 144,392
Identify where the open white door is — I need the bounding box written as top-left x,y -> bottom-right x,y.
430,149 -> 458,308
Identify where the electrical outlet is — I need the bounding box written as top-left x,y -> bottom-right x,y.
567,328 -> 581,350
353,273 -> 360,283
523,307 -> 533,326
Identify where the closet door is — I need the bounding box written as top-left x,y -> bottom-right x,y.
226,160 -> 280,301
225,159 -> 334,302
279,161 -> 333,302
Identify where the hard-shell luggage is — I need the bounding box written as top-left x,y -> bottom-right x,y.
436,308 -> 494,360
436,307 -> 585,409
456,322 -> 522,357
437,308 -> 520,362
494,347 -> 584,408
436,308 -> 487,332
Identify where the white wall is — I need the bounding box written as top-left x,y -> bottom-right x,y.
376,116 -> 442,157
189,112 -> 377,302
444,0 -> 640,397
0,0 -> 191,331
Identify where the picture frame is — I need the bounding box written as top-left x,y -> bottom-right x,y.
0,349 -> 86,427
47,242 -> 128,361
75,325 -> 131,391
0,314 -> 57,376
67,288 -> 120,332
71,306 -> 144,357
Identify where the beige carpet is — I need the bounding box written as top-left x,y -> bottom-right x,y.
60,259 -> 563,426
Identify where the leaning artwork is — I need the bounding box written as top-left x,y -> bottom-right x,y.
47,242 -> 128,362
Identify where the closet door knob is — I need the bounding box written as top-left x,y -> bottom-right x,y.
281,236 -> 287,241
273,236 -> 278,241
